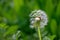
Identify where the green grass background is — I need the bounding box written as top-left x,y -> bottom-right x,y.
0,0 -> 60,40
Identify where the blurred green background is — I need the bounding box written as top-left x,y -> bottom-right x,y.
0,0 -> 60,40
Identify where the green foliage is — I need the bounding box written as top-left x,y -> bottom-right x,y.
4,25 -> 18,36
0,0 -> 60,40
50,19 -> 57,35
45,0 -> 54,18
56,1 -> 60,17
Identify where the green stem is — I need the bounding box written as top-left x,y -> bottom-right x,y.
38,27 -> 42,40
35,20 -> 42,40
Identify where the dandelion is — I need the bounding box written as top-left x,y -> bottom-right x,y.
29,10 -> 48,28
29,10 -> 48,40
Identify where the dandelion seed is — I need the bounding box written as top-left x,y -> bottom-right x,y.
29,10 -> 48,28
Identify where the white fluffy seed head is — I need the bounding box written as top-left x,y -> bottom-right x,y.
29,10 -> 48,28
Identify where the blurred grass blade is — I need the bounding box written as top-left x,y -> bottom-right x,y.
13,0 -> 24,12
56,1 -> 60,17
4,25 -> 18,36
50,19 -> 57,35
58,24 -> 60,38
26,0 -> 40,10
45,0 -> 54,17
49,35 -> 56,40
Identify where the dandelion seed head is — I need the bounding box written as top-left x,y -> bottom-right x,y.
29,10 -> 48,28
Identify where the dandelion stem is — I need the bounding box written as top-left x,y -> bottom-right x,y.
38,26 -> 42,40
34,17 -> 42,40
36,20 -> 42,40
